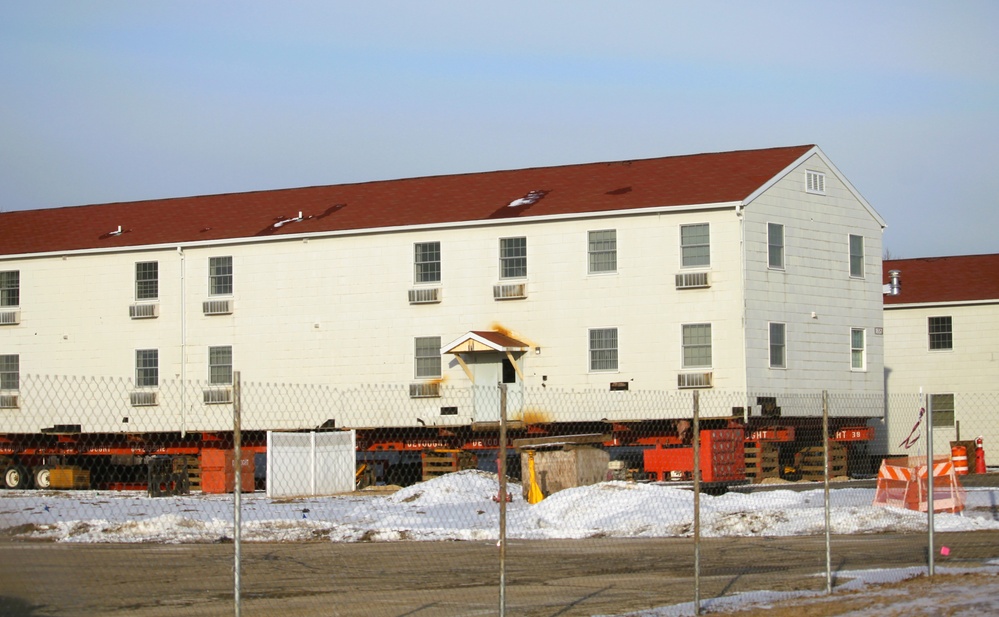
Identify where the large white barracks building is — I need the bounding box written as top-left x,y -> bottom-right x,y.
0,145 -> 887,434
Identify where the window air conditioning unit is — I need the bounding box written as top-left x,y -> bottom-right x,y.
493,283 -> 527,300
203,387 -> 234,404
409,382 -> 441,398
677,372 -> 713,389
675,272 -> 710,289
203,299 -> 233,315
408,287 -> 442,304
0,310 -> 20,326
129,303 -> 159,319
0,394 -> 19,409
130,391 -> 158,407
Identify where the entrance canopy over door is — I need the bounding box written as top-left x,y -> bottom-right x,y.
442,331 -> 530,423
440,331 -> 530,384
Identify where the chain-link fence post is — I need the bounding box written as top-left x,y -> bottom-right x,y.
498,382 -> 507,617
823,390 -> 831,594
233,370 -> 242,617
926,388 -> 935,577
692,389 -> 701,616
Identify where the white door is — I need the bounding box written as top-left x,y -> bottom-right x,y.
471,354 -> 523,423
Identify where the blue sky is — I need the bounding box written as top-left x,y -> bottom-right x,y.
1,1 -> 997,259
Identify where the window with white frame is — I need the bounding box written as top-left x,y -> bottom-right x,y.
929,393 -> 955,427
850,328 -> 866,370
209,346 -> 233,385
135,349 -> 159,387
414,336 -> 442,379
588,230 -> 617,274
589,328 -> 619,371
0,354 -> 18,390
135,261 -> 159,300
414,242 -> 441,284
499,237 -> 527,279
682,324 -> 712,368
209,256 -> 233,296
680,224 -> 710,268
767,223 -> 784,269
849,235 -> 864,278
0,271 -> 19,307
928,316 -> 953,351
806,170 -> 826,194
769,322 -> 786,368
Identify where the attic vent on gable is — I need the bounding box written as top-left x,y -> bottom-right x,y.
806,171 -> 826,194
507,190 -> 549,208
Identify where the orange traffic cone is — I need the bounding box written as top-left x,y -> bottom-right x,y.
526,450 -> 544,504
975,436 -> 987,474
952,445 -> 969,475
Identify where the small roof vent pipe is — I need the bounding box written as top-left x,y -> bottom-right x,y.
884,270 -> 901,296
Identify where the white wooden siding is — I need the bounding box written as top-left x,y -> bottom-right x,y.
883,302 -> 999,456
741,154 -> 884,396
0,209 -> 747,430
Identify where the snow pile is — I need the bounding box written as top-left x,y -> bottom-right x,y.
2,470 -> 998,544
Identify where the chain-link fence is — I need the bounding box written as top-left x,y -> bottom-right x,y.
1,374 -> 997,616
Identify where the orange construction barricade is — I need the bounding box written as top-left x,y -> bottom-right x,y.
873,456 -> 966,514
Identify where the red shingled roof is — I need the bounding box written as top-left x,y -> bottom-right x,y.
0,145 -> 814,257
467,331 -> 531,351
884,255 -> 999,305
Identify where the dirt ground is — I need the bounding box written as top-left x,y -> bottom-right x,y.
714,572 -> 999,616
2,531 -> 998,617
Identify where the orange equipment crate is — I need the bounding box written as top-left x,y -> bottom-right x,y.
643,428 -> 745,483
201,449 -> 255,494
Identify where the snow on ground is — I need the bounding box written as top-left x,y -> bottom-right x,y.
2,471 -> 998,616
1,470 -> 998,544
602,566 -> 999,616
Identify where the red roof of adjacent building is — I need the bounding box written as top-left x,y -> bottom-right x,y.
0,145 -> 815,257
884,254 -> 999,305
